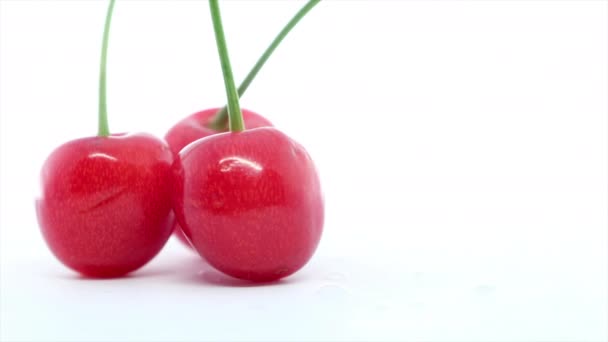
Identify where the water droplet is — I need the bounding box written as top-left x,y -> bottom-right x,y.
249,303 -> 265,311
374,301 -> 391,312
325,271 -> 347,281
315,284 -> 350,301
408,301 -> 425,310
474,284 -> 496,295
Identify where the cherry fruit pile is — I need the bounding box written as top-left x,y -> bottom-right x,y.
36,0 -> 324,282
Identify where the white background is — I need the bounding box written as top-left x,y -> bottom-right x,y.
1,0 -> 607,341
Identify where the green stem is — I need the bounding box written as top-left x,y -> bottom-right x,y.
208,0 -> 321,130
98,0 -> 116,137
209,0 -> 244,132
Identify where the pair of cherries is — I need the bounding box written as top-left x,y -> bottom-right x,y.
36,0 -> 324,282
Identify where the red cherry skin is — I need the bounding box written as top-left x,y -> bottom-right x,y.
165,107 -> 273,156
173,127 -> 324,282
36,133 -> 174,278
165,108 -> 273,248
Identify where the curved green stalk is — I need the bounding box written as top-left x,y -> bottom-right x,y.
98,0 -> 116,137
209,0 -> 245,132
208,0 -> 321,130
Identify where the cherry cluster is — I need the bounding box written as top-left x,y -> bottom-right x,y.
36,0 -> 324,283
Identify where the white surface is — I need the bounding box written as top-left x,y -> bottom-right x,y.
1,1 -> 607,341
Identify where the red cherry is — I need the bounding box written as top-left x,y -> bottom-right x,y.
36,133 -> 174,278
164,107 -> 272,248
173,127 -> 324,282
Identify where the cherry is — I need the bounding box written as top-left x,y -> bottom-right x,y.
36,0 -> 173,277
36,134 -> 173,277
165,108 -> 272,248
173,128 -> 323,281
165,0 -> 320,248
172,0 -> 324,282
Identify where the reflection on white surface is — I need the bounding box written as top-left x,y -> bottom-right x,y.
0,245 -> 606,342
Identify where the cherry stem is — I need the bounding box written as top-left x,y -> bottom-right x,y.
208,0 -> 322,130
98,0 -> 115,137
209,0 -> 244,132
